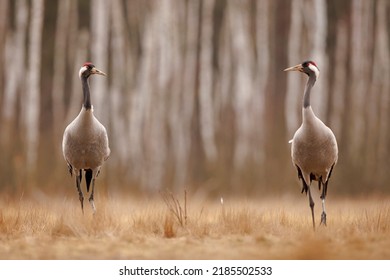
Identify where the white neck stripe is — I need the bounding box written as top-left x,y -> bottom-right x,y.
79,66 -> 88,79
308,64 -> 320,79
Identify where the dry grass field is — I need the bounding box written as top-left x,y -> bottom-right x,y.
0,191 -> 390,260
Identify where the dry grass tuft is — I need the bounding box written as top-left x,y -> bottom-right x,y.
0,194 -> 390,259
161,190 -> 187,227
163,213 -> 176,238
220,205 -> 255,234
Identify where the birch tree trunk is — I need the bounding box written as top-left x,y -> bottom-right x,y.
198,0 -> 217,163
0,0 -> 8,108
25,0 -> 44,173
349,0 -> 374,164
52,0 -> 71,142
254,0 -> 269,169
310,0 -> 328,119
264,0 -> 291,189
170,0 -> 198,188
329,21 -> 347,143
2,0 -> 28,132
285,0 -> 303,137
371,0 -> 390,182
91,0 -> 110,124
110,0 -> 129,166
375,0 -> 390,182
229,1 -> 254,168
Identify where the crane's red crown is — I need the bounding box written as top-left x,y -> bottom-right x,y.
83,62 -> 94,68
302,61 -> 318,69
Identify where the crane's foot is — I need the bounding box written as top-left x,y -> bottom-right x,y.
320,212 -> 327,226
89,196 -> 96,214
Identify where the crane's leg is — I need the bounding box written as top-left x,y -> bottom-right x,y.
320,181 -> 328,226
320,199 -> 326,226
88,177 -> 96,214
299,171 -> 315,229
307,186 -> 315,230
76,171 -> 84,214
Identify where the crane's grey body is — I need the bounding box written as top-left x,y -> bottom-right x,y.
292,106 -> 337,186
62,63 -> 109,213
285,61 -> 338,229
63,107 -> 109,171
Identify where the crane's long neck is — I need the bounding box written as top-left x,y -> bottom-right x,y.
81,76 -> 92,110
303,74 -> 317,108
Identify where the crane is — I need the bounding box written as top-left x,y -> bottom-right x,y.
62,62 -> 110,214
284,61 -> 338,229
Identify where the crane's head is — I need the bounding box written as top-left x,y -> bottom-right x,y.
284,61 -> 319,79
79,62 -> 107,79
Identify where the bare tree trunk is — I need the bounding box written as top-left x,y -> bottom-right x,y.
349,0 -> 374,164
228,1 -> 254,168
2,0 -> 28,134
170,0 -> 198,188
52,0 -> 71,143
146,0 -> 171,190
213,0 -> 235,190
25,0 -> 44,174
91,0 -> 110,124
285,0 -> 303,137
253,0 -> 269,176
130,4 -> 159,189
198,0 -> 217,162
373,0 -> 390,183
339,7 -> 355,182
67,0 -> 79,71
310,0 -> 328,120
264,0 -> 291,190
110,0 -> 129,166
189,0 -> 209,186
329,20 -> 348,142
0,0 -> 9,109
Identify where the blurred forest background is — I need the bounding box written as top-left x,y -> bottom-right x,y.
0,0 -> 389,197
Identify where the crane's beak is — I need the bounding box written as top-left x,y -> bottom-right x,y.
284,64 -> 304,73
91,67 -> 107,76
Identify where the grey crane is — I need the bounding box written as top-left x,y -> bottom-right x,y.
284,61 -> 338,229
62,62 -> 110,214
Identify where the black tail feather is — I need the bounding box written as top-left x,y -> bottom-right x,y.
296,166 -> 308,194
85,169 -> 93,193
79,169 -> 82,181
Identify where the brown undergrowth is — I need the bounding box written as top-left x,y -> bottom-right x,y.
0,192 -> 389,259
